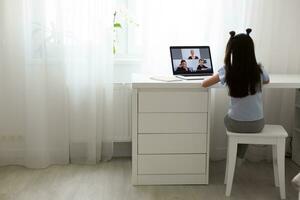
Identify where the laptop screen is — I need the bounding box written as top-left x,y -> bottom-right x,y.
170,46 -> 214,76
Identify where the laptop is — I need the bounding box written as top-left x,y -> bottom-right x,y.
170,46 -> 214,80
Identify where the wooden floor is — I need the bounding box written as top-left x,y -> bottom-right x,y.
0,158 -> 299,200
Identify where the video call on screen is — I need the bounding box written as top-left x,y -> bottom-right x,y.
171,48 -> 212,74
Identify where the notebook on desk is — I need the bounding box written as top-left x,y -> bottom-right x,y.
170,46 -> 214,80
150,75 -> 182,82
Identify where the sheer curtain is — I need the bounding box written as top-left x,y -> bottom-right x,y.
0,0 -> 114,168
137,0 -> 300,160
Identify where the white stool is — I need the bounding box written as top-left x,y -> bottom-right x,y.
291,173 -> 300,200
224,125 -> 288,199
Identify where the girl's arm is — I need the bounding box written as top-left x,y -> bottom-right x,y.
261,67 -> 270,84
201,74 -> 220,88
263,79 -> 270,84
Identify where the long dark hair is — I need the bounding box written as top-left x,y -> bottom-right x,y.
224,29 -> 262,98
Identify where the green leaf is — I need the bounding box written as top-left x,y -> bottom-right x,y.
113,45 -> 116,54
114,23 -> 122,28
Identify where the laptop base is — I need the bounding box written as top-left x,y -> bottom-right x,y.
175,75 -> 207,80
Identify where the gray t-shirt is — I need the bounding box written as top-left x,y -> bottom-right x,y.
218,66 -> 269,121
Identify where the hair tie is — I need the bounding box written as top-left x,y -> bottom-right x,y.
229,31 -> 235,38
246,28 -> 252,35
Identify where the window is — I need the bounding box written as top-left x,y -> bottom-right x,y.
113,0 -> 141,61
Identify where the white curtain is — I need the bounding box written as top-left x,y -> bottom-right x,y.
0,0 -> 114,168
137,0 -> 300,160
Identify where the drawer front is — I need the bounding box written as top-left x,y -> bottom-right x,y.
296,89 -> 300,105
137,174 -> 208,185
138,154 -> 206,175
138,134 -> 207,154
138,113 -> 207,133
139,91 -> 208,113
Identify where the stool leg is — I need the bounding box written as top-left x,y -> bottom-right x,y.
224,139 -> 229,184
225,138 -> 238,197
272,145 -> 279,187
277,139 -> 286,200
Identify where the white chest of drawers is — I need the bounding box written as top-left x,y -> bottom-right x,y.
132,78 -> 211,185
131,74 -> 300,185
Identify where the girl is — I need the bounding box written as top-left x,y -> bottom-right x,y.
202,29 -> 270,161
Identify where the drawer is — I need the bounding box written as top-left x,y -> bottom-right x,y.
138,113 -> 207,133
139,90 -> 208,113
138,154 -> 206,175
296,89 -> 300,105
138,134 -> 207,154
137,174 -> 208,185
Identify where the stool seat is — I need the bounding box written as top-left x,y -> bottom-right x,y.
224,124 -> 288,199
226,125 -> 288,138
291,173 -> 300,200
292,172 -> 300,191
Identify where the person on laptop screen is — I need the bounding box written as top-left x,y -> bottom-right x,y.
188,50 -> 199,59
197,58 -> 209,71
176,60 -> 191,73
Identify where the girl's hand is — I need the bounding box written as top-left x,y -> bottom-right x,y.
202,74 -> 220,88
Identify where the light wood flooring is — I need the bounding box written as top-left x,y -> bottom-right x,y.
0,158 -> 299,200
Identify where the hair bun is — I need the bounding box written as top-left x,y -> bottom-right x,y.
229,31 -> 235,38
246,28 -> 252,35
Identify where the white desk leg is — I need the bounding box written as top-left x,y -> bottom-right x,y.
131,89 -> 138,185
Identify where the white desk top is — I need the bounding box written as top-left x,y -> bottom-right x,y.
264,74 -> 300,88
132,74 -> 300,89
